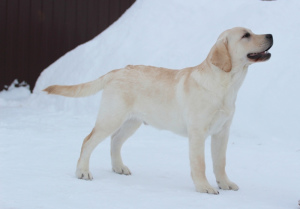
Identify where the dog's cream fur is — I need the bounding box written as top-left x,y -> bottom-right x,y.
44,27 -> 273,194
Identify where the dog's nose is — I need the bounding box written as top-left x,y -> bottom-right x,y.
265,34 -> 273,40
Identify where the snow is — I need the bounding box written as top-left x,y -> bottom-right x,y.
0,80 -> 31,107
1,0 -> 300,208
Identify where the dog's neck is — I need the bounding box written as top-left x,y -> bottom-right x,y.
193,61 -> 248,107
198,60 -> 248,88
224,65 -> 248,106
227,65 -> 249,90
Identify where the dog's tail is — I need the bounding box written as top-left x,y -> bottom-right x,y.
43,75 -> 106,98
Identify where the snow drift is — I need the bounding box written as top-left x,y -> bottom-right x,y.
32,0 -> 300,140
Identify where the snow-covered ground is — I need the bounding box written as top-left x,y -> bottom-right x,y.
1,0 -> 300,208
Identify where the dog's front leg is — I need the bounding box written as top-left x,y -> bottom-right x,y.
189,131 -> 219,194
211,121 -> 239,191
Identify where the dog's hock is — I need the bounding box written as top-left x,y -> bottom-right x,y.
210,38 -> 232,72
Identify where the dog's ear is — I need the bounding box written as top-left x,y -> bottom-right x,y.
210,38 -> 232,72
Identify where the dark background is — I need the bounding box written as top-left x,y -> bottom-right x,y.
0,0 -> 135,91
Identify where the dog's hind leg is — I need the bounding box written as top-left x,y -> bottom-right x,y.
111,118 -> 142,175
76,98 -> 129,180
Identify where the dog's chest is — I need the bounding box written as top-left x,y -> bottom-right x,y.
208,82 -> 241,133
208,108 -> 232,134
207,92 -> 236,134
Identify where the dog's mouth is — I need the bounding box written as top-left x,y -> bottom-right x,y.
247,45 -> 272,62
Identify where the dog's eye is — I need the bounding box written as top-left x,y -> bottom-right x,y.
242,33 -> 251,38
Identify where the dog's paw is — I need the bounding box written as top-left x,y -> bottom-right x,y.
76,169 -> 93,180
112,165 -> 131,175
217,180 -> 239,191
196,184 -> 219,195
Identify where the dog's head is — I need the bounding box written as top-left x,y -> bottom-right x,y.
209,27 -> 273,72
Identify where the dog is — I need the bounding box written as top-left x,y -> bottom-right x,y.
44,27 -> 273,194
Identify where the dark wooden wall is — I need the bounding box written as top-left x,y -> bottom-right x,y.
0,0 -> 135,91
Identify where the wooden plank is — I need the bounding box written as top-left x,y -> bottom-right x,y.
52,0 -> 66,61
0,0 -> 7,88
86,0 -> 99,40
40,0 -> 54,72
64,0 -> 76,52
98,0 -> 109,32
28,0 -> 42,88
5,0 -> 19,87
17,0 -> 31,86
109,0 -> 119,25
76,0 -> 87,44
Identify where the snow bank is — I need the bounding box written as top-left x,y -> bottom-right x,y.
31,0 -> 300,139
0,80 -> 31,107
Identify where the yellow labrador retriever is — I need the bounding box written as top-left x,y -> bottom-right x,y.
44,27 -> 273,194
